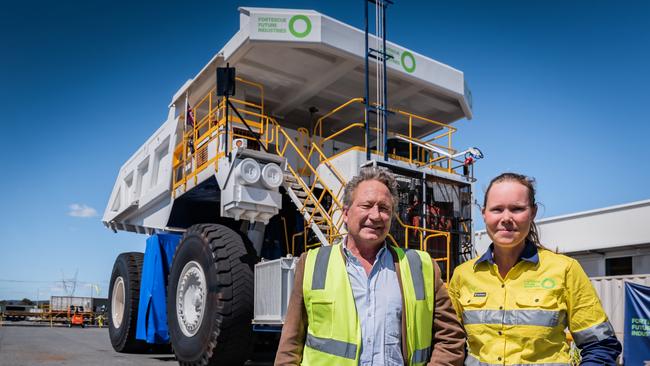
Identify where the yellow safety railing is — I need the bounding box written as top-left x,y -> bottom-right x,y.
314,98 -> 459,173
172,78 -> 266,192
171,82 -> 457,273
265,116 -> 347,245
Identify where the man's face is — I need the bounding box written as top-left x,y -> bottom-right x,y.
343,179 -> 393,248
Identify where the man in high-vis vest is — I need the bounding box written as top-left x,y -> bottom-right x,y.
275,167 -> 466,366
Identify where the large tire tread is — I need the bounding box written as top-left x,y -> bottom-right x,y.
172,224 -> 255,366
109,252 -> 147,353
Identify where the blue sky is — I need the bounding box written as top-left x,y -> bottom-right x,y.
1,0 -> 648,301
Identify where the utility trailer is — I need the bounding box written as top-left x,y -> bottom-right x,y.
104,6 -> 479,365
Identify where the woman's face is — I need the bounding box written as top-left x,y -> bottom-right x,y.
482,180 -> 537,249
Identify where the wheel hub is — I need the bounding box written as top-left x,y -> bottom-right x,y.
111,276 -> 125,328
176,260 -> 207,337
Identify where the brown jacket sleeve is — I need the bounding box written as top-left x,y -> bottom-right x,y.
428,261 -> 466,366
274,253 -> 308,366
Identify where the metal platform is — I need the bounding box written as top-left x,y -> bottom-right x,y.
174,7 -> 472,138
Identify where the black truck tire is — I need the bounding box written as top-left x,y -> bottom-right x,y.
167,224 -> 256,366
108,252 -> 146,353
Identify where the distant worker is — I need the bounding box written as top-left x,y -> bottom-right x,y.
275,166 -> 466,365
406,194 -> 422,242
97,314 -> 104,328
462,154 -> 473,177
448,172 -> 621,365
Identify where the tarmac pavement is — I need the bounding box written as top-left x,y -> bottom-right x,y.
0,323 -> 274,365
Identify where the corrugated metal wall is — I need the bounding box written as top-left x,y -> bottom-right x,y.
253,257 -> 297,325
49,296 -> 93,311
590,274 -> 650,349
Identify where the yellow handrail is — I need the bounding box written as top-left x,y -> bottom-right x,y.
321,122 -> 365,144
314,97 -> 365,137
172,78 -> 266,191
424,232 -> 452,283
394,108 -> 457,132
273,123 -> 344,225
313,98 -> 459,173
266,116 -> 349,243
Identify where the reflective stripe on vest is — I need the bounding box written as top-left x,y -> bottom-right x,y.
465,354 -> 570,366
305,333 -> 357,360
405,249 -> 425,300
399,248 -> 435,366
311,245 -> 332,290
302,244 -> 359,366
302,244 -> 435,366
463,309 -> 566,327
571,320 -> 615,347
411,345 -> 432,364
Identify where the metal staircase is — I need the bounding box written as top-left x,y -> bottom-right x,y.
283,173 -> 333,248
264,117 -> 348,248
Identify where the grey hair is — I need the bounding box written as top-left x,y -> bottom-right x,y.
342,166 -> 399,214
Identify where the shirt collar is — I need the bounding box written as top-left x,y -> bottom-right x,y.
342,237 -> 388,263
474,240 -> 539,268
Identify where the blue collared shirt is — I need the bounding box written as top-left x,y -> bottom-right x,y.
474,239 -> 539,268
343,241 -> 404,366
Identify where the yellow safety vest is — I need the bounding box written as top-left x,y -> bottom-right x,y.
302,243 -> 435,366
449,247 -> 615,366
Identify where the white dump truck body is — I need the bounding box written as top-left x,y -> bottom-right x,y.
102,7 -> 473,235
105,7 -> 479,363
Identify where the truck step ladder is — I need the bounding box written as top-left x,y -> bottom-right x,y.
283,173 -> 334,247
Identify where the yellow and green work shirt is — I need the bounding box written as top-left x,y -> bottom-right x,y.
301,243 -> 435,366
448,241 -> 619,366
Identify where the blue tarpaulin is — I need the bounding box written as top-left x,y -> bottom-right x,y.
624,281 -> 650,365
136,233 -> 182,344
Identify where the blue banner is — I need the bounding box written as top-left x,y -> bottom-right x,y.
624,281 -> 650,365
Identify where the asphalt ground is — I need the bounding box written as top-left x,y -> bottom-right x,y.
0,323 -> 275,366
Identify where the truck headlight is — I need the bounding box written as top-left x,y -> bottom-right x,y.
236,158 -> 261,185
261,163 -> 283,189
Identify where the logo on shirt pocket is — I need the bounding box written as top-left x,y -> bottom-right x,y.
524,278 -> 557,289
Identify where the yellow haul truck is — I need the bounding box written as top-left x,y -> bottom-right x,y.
103,6 -> 480,365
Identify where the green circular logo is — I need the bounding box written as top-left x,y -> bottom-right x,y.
400,51 -> 416,73
289,15 -> 312,38
541,278 -> 556,289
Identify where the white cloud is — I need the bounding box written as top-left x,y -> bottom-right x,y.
68,203 -> 98,218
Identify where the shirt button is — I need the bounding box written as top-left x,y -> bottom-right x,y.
498,357 -> 502,361
499,306 -> 503,310
501,284 -> 505,288
498,331 -> 502,335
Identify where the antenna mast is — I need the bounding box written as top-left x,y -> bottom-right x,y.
364,0 -> 393,161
